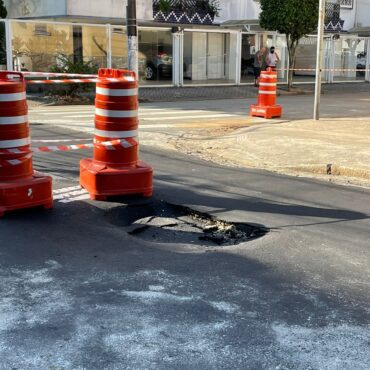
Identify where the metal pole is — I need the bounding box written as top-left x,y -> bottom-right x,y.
314,0 -> 326,120
5,20 -> 13,71
127,0 -> 138,79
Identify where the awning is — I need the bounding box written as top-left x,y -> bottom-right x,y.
347,26 -> 370,36
221,19 -> 264,32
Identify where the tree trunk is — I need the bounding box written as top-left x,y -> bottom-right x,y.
287,38 -> 298,91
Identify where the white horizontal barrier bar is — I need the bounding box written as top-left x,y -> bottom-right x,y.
0,137 -> 30,148
96,87 -> 138,97
94,129 -> 138,138
95,108 -> 138,118
258,91 -> 276,95
0,92 -> 26,102
0,115 -> 28,125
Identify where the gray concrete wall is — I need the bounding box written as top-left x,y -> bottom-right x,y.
5,0 -> 67,18
215,0 -> 261,23
5,0 -> 153,20
67,0 -> 153,21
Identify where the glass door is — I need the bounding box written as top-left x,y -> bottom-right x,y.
240,34 -> 256,83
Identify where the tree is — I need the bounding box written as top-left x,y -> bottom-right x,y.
0,0 -> 7,65
259,0 -> 319,89
0,0 -> 7,18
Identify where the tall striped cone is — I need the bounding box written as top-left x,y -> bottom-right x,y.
250,68 -> 282,119
80,68 -> 153,200
0,71 -> 52,217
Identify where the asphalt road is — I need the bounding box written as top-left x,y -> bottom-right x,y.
1,99 -> 370,368
29,88 -> 370,132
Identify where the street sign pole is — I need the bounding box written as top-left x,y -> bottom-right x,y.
314,0 -> 326,120
127,0 -> 138,79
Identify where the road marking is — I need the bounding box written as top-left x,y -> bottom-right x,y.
33,111 -> 93,116
53,185 -> 81,195
53,189 -> 88,200
53,186 -> 90,203
141,113 -> 239,121
67,110 -> 213,118
59,194 -> 90,203
64,114 -> 94,118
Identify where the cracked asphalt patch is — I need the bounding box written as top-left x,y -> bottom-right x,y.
107,199 -> 268,247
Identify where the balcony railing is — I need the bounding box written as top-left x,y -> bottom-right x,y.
340,0 -> 353,8
152,0 -> 218,25
325,1 -> 344,32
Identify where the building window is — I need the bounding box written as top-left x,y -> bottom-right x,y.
340,0 -> 353,9
183,31 -> 237,85
138,29 -> 173,84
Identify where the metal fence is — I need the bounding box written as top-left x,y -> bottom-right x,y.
0,18 -> 369,86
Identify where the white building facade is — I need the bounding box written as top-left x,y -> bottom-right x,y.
1,0 -> 370,85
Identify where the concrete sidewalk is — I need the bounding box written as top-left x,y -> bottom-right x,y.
164,117 -> 370,188
139,91 -> 370,188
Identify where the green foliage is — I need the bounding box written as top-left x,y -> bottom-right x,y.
260,0 -> 318,42
0,23 -> 6,64
0,0 -> 7,64
158,0 -> 172,12
0,0 -> 7,19
259,0 -> 319,88
49,54 -> 98,97
198,0 -> 220,16
50,53 -> 98,75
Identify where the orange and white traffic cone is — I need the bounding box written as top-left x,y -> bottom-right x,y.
0,72 -> 52,217
250,68 -> 282,119
80,68 -> 153,200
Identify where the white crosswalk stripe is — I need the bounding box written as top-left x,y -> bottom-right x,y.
29,105 -> 243,130
53,186 -> 90,203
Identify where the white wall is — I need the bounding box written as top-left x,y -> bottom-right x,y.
355,0 -> 370,28
341,0 -> 370,30
5,0 -> 153,21
67,0 -> 153,21
5,0 -> 66,18
215,0 -> 261,23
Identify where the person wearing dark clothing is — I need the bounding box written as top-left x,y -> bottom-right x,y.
253,47 -> 266,86
265,46 -> 280,71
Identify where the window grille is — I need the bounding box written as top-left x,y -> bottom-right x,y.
34,24 -> 51,36
340,0 -> 353,8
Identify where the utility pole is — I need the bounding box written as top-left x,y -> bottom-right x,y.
314,0 -> 326,120
127,0 -> 138,79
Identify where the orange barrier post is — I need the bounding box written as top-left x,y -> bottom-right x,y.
80,69 -> 153,200
0,72 -> 52,217
250,68 -> 282,119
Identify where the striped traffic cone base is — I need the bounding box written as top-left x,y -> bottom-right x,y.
250,68 -> 282,119
0,71 -> 52,217
80,69 -> 153,201
0,173 -> 53,217
250,104 -> 282,119
80,160 -> 153,201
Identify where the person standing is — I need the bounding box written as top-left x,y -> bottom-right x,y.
265,46 -> 280,71
253,47 -> 266,87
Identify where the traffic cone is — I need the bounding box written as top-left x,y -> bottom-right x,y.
80,68 -> 153,200
0,72 -> 52,217
250,68 -> 282,119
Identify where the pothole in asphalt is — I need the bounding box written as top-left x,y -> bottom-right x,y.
107,199 -> 268,246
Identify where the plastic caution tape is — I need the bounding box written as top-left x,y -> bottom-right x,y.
31,138 -> 92,143
32,143 -> 94,152
29,138 -> 137,153
26,79 -> 98,84
278,68 -> 370,72
0,153 -> 32,168
23,72 -> 98,78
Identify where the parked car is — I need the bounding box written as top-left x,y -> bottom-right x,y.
356,52 -> 367,77
140,52 -> 173,80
